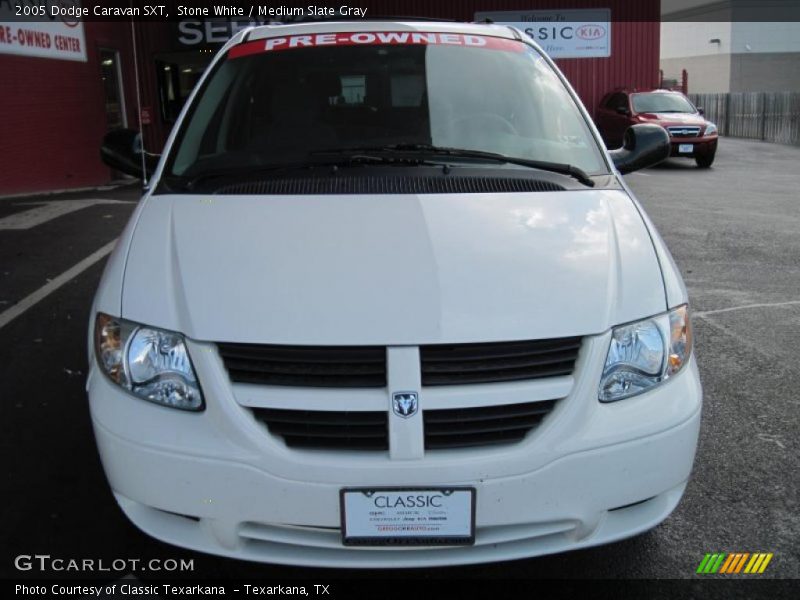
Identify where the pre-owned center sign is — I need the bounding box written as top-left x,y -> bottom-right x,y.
474,8 -> 611,59
0,1 -> 87,62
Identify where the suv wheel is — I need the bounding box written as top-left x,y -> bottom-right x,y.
695,153 -> 715,168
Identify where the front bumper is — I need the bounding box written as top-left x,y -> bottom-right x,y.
669,136 -> 718,158
87,334 -> 702,567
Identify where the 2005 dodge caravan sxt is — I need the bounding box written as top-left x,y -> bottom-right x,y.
90,21 -> 701,567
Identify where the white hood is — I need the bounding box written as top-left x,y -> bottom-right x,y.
121,190 -> 666,344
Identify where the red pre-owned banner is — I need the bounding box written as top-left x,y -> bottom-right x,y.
228,32 -> 525,59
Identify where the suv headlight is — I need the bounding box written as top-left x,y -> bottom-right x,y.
94,313 -> 204,411
705,123 -> 718,136
599,305 -> 692,402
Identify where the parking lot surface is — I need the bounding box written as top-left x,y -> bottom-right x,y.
1,138 -> 797,582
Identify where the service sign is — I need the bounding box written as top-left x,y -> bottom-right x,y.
0,1 -> 87,62
474,8 -> 611,59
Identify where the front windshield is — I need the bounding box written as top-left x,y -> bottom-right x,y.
168,31 -> 607,178
632,92 -> 696,114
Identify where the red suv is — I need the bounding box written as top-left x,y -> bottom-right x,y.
595,89 -> 718,168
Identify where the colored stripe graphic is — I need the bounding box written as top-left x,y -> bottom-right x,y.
733,553 -> 750,573
719,554 -> 736,573
698,553 -> 727,573
697,554 -> 712,573
758,553 -> 773,573
746,554 -> 763,573
700,552 -> 773,574
710,553 -> 726,573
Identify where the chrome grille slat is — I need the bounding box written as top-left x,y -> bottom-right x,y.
666,126 -> 701,137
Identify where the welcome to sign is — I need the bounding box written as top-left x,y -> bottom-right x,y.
474,8 -> 611,59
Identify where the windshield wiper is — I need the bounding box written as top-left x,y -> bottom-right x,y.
306,151 -> 442,168
314,144 -> 596,187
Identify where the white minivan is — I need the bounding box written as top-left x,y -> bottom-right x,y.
91,20 -> 701,567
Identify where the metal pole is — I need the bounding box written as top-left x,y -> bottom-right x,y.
130,16 -> 147,186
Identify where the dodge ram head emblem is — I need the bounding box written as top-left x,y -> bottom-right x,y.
392,392 -> 419,418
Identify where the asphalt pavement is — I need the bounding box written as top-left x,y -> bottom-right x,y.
0,139 -> 798,586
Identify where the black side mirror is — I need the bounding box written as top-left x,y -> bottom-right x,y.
609,124 -> 670,174
697,107 -> 705,115
615,106 -> 630,115
100,129 -> 159,180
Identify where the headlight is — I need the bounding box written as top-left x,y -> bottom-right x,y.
705,123 -> 718,136
94,313 -> 204,411
599,305 -> 692,402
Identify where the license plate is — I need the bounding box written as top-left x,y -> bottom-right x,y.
679,143 -> 694,153
340,487 -> 475,546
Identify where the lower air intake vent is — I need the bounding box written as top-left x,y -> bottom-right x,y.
252,408 -> 388,450
213,176 -> 566,195
424,400 -> 557,449
420,337 -> 582,386
217,343 -> 386,388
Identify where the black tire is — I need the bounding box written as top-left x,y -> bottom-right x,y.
695,152 -> 715,168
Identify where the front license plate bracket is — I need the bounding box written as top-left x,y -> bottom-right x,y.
340,487 -> 476,546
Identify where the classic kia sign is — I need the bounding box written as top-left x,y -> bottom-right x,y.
474,8 -> 611,58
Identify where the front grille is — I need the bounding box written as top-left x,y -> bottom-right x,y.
217,343 -> 386,388
252,408 -> 388,450
420,337 -> 582,386
666,126 -> 701,138
233,337 -> 576,452
424,400 -> 557,449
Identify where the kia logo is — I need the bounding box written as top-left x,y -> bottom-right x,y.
576,24 -> 606,40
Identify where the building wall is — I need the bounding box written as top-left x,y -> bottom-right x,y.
0,21 -> 137,195
660,54 -> 731,93
661,14 -> 800,93
661,21 -> 733,59
730,53 -> 800,92
728,21 -> 800,92
730,21 -> 800,54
